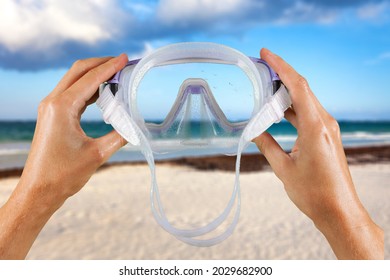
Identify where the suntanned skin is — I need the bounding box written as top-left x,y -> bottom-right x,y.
0,50 -> 383,259
254,48 -> 384,259
0,54 -> 129,259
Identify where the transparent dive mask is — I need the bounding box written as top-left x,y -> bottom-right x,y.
97,42 -> 291,247
102,43 -> 281,155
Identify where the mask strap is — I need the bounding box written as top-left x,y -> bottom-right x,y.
242,85 -> 292,142
97,86 -> 141,146
97,84 -> 291,247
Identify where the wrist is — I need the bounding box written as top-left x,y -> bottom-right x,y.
313,198 -> 384,259
12,177 -> 66,217
313,195 -> 366,233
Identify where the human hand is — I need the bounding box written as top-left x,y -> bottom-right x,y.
21,54 -> 128,204
254,48 -> 383,259
0,54 -> 128,259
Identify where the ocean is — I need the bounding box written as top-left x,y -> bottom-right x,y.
1,120 -> 390,170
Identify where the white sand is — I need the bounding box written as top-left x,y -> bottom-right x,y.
0,163 -> 389,259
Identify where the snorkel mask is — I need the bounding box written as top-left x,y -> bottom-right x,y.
97,42 -> 291,246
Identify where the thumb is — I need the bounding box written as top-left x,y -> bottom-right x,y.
95,130 -> 127,163
253,132 -> 291,177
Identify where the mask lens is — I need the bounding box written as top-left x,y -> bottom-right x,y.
137,62 -> 254,123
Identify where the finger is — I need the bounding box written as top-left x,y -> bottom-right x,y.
52,57 -> 113,97
260,48 -> 323,120
253,132 -> 291,177
66,53 -> 128,110
284,107 -> 298,128
261,48 -> 300,91
95,130 -> 127,163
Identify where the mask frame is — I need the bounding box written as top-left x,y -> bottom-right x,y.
102,46 -> 282,154
97,42 -> 292,247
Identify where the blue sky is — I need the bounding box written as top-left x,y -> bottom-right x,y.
0,0 -> 389,120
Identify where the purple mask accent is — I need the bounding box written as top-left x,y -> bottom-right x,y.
108,59 -> 140,84
249,57 -> 280,82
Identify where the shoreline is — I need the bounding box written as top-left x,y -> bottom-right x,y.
1,145 -> 390,179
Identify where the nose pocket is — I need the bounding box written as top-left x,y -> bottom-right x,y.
176,79 -> 225,145
146,78 -> 246,143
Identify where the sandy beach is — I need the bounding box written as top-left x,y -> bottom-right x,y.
0,150 -> 389,259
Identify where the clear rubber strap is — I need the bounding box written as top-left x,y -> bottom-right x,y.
96,86 -> 141,146
145,136 -> 244,246
242,85 -> 291,142
96,84 -> 291,247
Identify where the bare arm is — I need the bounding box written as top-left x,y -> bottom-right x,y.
254,48 -> 384,259
0,54 -> 128,259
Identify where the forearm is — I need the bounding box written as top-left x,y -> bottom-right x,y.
314,201 -> 384,260
0,180 -> 64,259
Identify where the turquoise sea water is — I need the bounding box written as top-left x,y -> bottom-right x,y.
1,120 -> 390,170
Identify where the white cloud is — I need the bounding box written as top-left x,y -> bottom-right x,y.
156,0 -> 248,24
357,2 -> 390,20
0,0 -> 124,52
1,0 -> 389,70
278,1 -> 338,25
155,0 -> 347,29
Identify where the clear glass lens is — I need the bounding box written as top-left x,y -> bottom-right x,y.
137,62 -> 254,124
133,61 -> 261,154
